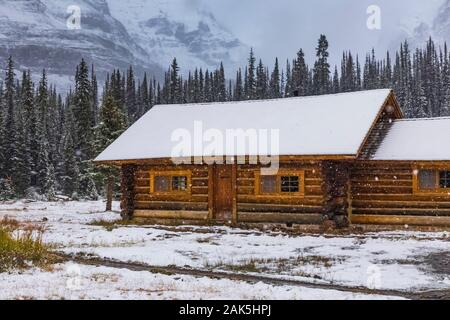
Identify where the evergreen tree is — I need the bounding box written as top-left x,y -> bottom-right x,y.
256,59 -> 267,99
73,59 -> 93,161
2,57 -> 17,180
246,48 -> 256,99
313,35 -> 331,95
234,68 -> 243,101
169,58 -> 181,104
61,109 -> 80,198
269,58 -> 281,98
292,49 -> 308,96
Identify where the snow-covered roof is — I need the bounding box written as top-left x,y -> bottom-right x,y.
95,89 -> 393,162
372,117 -> 450,161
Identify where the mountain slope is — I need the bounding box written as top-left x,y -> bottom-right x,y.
0,0 -> 164,91
106,0 -> 248,72
0,0 -> 247,91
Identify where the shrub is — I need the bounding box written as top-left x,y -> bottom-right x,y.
0,217 -> 52,273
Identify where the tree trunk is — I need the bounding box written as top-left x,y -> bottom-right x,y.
106,175 -> 113,212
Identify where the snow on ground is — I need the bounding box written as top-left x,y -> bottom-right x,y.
0,263 -> 399,300
0,200 -> 449,299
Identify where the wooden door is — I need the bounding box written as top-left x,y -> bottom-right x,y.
214,165 -> 233,221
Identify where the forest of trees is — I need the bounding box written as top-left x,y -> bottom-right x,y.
0,35 -> 449,200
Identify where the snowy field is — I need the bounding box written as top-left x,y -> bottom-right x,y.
0,200 -> 449,300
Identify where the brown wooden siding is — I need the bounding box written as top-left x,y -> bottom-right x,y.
236,163 -> 325,215
350,162 -> 450,219
134,165 -> 209,212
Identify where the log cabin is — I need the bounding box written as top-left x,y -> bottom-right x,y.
94,89 -> 450,227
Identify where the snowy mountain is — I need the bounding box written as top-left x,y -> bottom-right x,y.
0,0 -> 247,91
401,0 -> 450,49
106,0 -> 248,73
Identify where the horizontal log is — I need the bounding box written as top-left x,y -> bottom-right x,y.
351,186 -> 413,194
351,170 -> 413,176
237,170 -> 322,180
351,180 -> 412,187
238,195 -> 323,205
238,212 -> 324,224
353,200 -> 450,209
238,203 -> 324,214
191,187 -> 208,195
352,208 -> 450,216
192,179 -> 209,187
134,210 -> 209,220
134,194 -> 208,202
134,201 -> 208,211
352,194 -> 450,201
351,214 -> 450,227
351,174 -> 413,181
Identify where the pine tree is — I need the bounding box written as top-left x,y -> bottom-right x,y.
256,59 -> 267,99
217,62 -> 226,102
246,49 -> 256,99
0,80 -> 4,176
91,64 -> 99,126
269,58 -> 281,98
2,56 -> 17,181
21,70 -> 38,185
292,49 -> 308,96
170,58 -> 181,104
61,109 -> 80,198
313,35 -> 331,95
332,66 -> 340,93
126,65 -> 137,121
13,104 -> 31,195
73,59 -> 93,161
96,94 -> 126,152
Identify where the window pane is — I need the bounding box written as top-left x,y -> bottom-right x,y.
154,176 -> 170,192
418,170 -> 436,189
172,176 -> 188,191
260,176 -> 277,193
439,171 -> 450,188
281,176 -> 300,193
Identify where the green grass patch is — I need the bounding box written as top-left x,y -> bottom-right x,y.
0,217 -> 54,273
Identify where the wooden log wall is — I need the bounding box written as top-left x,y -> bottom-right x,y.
133,165 -> 209,213
350,162 -> 450,226
321,161 -> 351,227
121,164 -> 136,219
236,162 -> 326,224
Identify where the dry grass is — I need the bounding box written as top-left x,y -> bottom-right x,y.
205,254 -> 345,276
0,217 -> 54,273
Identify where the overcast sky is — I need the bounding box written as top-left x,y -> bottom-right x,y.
202,0 -> 445,68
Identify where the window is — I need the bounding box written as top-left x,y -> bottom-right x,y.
154,176 -> 170,192
418,170 -> 435,189
281,176 -> 300,193
260,175 -> 277,194
255,170 -> 305,196
172,176 -> 188,191
440,171 -> 450,188
150,171 -> 191,194
414,169 -> 450,193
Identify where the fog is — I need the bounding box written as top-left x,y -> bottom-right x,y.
203,0 -> 444,68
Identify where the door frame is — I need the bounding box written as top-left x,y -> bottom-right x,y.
208,163 -> 237,224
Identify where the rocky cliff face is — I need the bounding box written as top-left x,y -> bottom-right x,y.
0,0 -> 247,91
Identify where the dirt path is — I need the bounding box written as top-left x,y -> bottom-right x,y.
57,253 -> 450,300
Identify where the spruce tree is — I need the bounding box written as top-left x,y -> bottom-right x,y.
2,56 -> 17,181
269,58 -> 281,98
313,35 -> 331,95
246,49 -> 256,99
